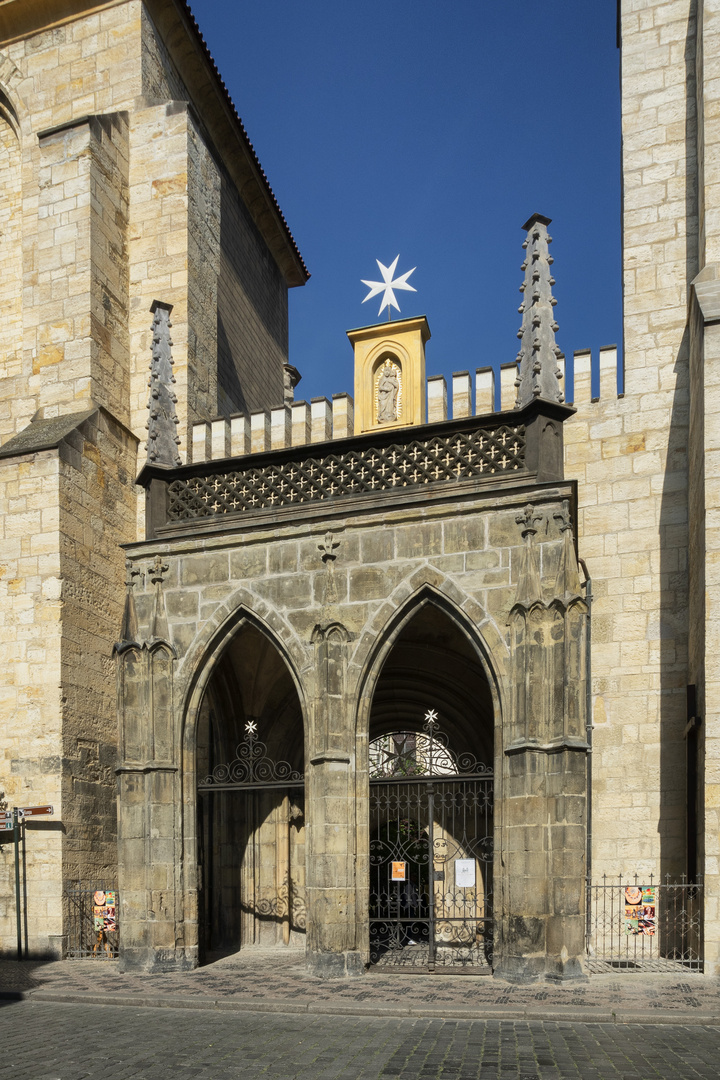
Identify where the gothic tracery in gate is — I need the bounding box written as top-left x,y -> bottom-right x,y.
369,712 -> 494,971
366,602 -> 496,973
196,623 -> 306,959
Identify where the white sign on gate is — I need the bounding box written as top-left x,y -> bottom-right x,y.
455,859 -> 476,888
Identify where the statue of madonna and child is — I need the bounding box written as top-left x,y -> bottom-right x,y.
377,363 -> 400,423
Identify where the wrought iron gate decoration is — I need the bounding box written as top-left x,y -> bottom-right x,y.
369,712 -> 493,972
198,720 -> 307,948
65,883 -> 119,959
586,874 -> 703,973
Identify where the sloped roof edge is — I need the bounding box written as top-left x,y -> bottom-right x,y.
0,0 -> 309,287
0,409 -> 99,459
152,0 -> 309,287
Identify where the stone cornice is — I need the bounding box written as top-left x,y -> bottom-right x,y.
504,737 -> 590,756
0,0 -> 125,46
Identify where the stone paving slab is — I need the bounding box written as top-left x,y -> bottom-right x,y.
3,999 -> 720,1080
1,950 -> 719,1026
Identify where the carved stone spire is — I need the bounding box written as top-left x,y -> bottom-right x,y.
318,530 -> 340,609
148,555 -> 170,642
514,504 -> 544,608
514,214 -> 564,408
116,560 -> 141,649
146,300 -> 181,466
553,500 -> 582,602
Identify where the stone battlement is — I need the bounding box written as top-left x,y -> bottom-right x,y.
188,346 -> 620,464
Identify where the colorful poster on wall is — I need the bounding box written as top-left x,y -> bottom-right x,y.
93,890 -> 117,933
624,884 -> 656,936
391,861 -> 406,881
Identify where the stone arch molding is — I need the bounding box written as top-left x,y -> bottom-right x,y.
0,54 -> 25,137
178,587 -> 312,763
349,566 -> 509,741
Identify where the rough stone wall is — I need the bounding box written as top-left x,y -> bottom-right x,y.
136,2 -> 288,438
31,112 -> 130,427
0,449 -> 63,956
686,0 -> 720,976
0,112 -> 22,425
136,4 -> 222,449
563,0 -> 694,886
59,411 -> 138,892
0,409 -> 137,958
139,3 -> 187,103
127,99 -> 197,467
0,2 -> 143,441
187,113 -> 221,426
217,176 -> 288,417
0,0 -> 291,455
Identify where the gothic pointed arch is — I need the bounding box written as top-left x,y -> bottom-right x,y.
189,609 -> 308,960
177,589 -> 311,763
356,583 -> 499,972
352,578 -> 505,747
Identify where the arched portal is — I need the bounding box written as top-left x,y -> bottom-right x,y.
367,603 -> 494,973
196,622 -> 305,960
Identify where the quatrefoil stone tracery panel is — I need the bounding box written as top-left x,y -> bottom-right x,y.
167,424 -> 526,522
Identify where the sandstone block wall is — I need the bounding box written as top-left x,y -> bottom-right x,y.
565,340 -> 688,882
0,408 -> 136,957
0,0 -> 299,957
0,0 -> 292,456
686,0 -> 720,975
217,176 -> 288,418
140,3 -> 288,435
59,410 -> 137,891
556,0 -> 696,889
0,448 -> 63,954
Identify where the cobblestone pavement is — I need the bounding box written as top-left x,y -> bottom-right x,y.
1,950 -> 720,1027
1,999 -> 720,1079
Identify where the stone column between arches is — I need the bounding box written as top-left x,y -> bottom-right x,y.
305,562 -> 365,974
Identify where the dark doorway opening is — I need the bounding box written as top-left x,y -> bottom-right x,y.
196,623 -> 305,962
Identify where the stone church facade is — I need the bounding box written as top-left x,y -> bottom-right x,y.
0,0 -> 718,982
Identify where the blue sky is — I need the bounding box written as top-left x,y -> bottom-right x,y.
187,1 -> 621,407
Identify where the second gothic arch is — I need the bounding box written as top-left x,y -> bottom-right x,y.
349,577 -> 506,742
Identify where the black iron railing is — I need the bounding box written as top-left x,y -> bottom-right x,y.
65,883 -> 118,960
586,874 -> 702,973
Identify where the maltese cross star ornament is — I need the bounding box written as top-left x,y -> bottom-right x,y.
361,256 -> 416,319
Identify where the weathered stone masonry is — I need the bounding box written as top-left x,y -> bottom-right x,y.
115,371 -> 589,979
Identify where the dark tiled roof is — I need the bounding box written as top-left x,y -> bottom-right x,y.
0,410 -> 97,459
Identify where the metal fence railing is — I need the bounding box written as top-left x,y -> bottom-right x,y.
586,875 -> 702,973
65,883 -> 118,960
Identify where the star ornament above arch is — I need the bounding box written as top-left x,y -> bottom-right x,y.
361,256 -> 416,318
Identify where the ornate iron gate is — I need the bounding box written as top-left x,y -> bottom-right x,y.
369,713 -> 493,972
586,874 -> 703,973
65,883 -> 118,959
197,721 -> 306,952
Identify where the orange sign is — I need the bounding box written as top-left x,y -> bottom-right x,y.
391,861 -> 406,881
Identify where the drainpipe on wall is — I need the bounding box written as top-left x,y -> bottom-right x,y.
578,558 -> 592,947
